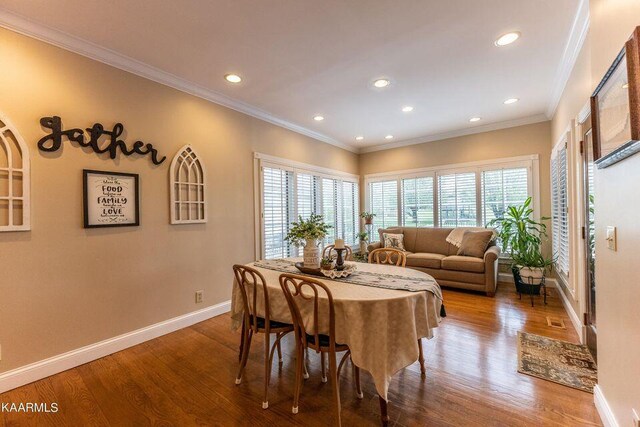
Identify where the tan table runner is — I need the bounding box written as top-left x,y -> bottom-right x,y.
231,258 -> 443,400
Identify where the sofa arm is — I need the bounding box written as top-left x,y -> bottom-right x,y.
484,246 -> 501,296
367,242 -> 382,252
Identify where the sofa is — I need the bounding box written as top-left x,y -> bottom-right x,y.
367,227 -> 500,296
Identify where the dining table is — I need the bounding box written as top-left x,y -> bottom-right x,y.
230,257 -> 444,414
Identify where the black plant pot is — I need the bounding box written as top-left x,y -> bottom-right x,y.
512,265 -> 542,295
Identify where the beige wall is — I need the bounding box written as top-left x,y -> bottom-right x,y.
588,2 -> 640,425
0,27 -> 358,373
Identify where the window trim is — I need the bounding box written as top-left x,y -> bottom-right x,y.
254,152 -> 359,260
364,155 -> 540,232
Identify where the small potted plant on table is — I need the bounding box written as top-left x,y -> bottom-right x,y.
360,211 -> 376,225
284,214 -> 332,268
487,197 -> 555,300
320,257 -> 334,271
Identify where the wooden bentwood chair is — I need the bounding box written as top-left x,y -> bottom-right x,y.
367,248 -> 427,378
322,244 -> 353,261
279,273 -> 363,427
234,264 -> 309,409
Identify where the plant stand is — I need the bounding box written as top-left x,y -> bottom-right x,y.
512,266 -> 547,307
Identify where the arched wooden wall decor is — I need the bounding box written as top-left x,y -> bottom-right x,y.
0,111 -> 30,231
169,145 -> 207,224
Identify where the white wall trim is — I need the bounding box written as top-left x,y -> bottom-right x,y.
0,300 -> 231,394
359,114 -> 549,154
546,0 -> 590,118
578,100 -> 592,124
0,8 -> 356,154
254,152 -> 359,181
554,275 -> 585,343
594,385 -> 619,427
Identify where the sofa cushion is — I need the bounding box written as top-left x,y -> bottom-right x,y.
406,252 -> 446,269
413,227 -> 458,255
457,231 -> 494,258
382,232 -> 406,251
441,255 -> 485,273
377,227 -> 403,247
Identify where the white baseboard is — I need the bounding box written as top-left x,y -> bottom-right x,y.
553,280 -> 584,343
594,385 -> 619,427
0,300 -> 231,394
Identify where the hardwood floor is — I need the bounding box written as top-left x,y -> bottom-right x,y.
0,284 -> 602,426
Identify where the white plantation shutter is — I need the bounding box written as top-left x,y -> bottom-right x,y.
369,180 -> 399,235
551,146 -> 570,275
297,173 -> 320,220
342,181 -> 359,247
401,177 -> 434,227
322,178 -> 338,246
437,172 -> 477,227
481,167 -> 529,224
262,166 -> 294,259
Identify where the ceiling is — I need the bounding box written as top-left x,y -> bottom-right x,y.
0,0 -> 584,152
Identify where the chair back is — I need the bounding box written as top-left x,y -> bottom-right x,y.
233,264 -> 272,333
368,248 -> 407,267
322,244 -> 353,261
279,273 -> 337,351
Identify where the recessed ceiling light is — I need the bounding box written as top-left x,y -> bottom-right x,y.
495,32 -> 521,47
385,135 -> 394,140
373,78 -> 391,88
504,98 -> 519,105
469,117 -> 481,122
224,74 -> 242,83
313,115 -> 324,121
402,106 -> 414,112
622,83 -> 629,89
355,136 -> 364,141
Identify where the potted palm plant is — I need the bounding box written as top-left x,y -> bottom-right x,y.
360,211 -> 376,225
487,197 -> 555,289
284,214 -> 332,268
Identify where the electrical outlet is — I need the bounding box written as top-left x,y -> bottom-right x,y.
632,409 -> 639,427
195,290 -> 203,304
606,226 -> 617,251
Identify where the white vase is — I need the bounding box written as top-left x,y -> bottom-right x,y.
359,241 -> 367,253
303,238 -> 320,268
518,265 -> 545,283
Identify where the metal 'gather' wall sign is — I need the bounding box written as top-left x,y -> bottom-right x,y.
37,116 -> 166,165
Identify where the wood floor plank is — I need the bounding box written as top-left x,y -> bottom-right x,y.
0,283 -> 602,426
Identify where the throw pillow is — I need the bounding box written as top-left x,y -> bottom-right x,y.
456,231 -> 494,258
383,233 -> 406,251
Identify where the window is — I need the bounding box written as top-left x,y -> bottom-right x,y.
0,111 -> 31,232
438,172 -> 477,227
365,156 -> 538,236
368,180 -> 398,230
262,166 -> 295,259
481,168 -> 529,224
401,177 -> 434,227
257,154 -> 359,259
552,145 -> 569,276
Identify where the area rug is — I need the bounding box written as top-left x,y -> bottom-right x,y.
517,332 -> 597,393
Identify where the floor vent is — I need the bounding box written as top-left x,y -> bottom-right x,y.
546,317 -> 566,329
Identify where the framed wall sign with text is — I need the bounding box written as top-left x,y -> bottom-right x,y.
83,170 -> 140,228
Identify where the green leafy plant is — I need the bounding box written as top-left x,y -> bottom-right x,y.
284,214 -> 332,247
320,257 -> 334,269
486,197 -> 555,271
357,232 -> 369,242
360,212 -> 376,221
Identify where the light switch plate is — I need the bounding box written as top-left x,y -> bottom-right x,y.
606,226 -> 617,251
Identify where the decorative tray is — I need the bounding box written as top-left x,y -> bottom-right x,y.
294,262 -> 357,279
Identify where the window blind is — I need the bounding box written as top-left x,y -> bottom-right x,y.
437,172 -> 477,227
262,166 -> 294,259
342,181 -> 358,247
369,180 -> 398,235
551,146 -> 570,275
481,167 -> 529,224
401,177 -> 434,227
297,173 -> 319,220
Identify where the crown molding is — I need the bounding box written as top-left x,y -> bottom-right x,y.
545,0 -> 590,119
0,8 -> 357,154
359,114 -> 549,154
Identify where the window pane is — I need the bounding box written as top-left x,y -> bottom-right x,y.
297,173 -> 319,220
481,167 -> 528,225
323,178 -> 338,246
262,167 -> 294,259
551,148 -> 570,275
369,180 -> 398,238
437,173 -> 477,227
401,177 -> 434,227
342,181 -> 358,247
